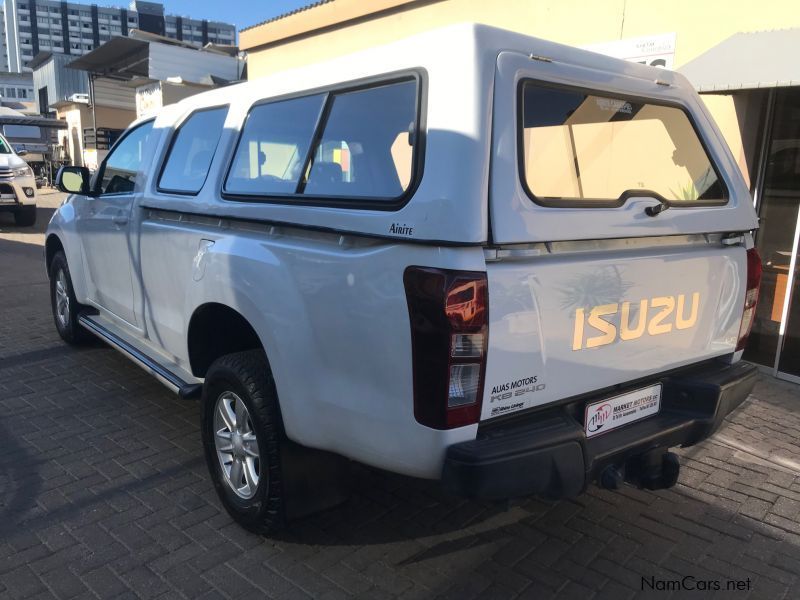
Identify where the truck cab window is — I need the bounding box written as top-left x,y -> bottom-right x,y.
98,120 -> 154,195
159,106 -> 229,194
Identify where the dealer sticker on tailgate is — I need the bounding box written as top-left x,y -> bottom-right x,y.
584,383 -> 661,438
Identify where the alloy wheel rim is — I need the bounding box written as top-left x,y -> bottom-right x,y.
55,269 -> 70,328
213,391 -> 261,499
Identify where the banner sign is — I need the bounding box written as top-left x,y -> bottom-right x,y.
582,32 -> 677,69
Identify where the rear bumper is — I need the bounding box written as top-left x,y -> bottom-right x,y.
441,360 -> 758,500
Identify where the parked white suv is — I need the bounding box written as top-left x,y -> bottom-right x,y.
46,24 -> 761,533
0,132 -> 37,226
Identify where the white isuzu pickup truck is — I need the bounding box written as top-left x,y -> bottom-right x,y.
0,131 -> 37,227
46,24 -> 761,533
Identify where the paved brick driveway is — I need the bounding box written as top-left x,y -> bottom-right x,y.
1,195 -> 800,599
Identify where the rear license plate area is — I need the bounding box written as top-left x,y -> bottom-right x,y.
584,383 -> 661,438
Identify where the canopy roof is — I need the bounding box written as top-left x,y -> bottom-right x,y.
0,106 -> 65,129
679,29 -> 800,93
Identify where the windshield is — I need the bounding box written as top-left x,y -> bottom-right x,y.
0,136 -> 12,154
519,82 -> 727,205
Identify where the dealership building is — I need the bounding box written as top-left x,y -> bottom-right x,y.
239,0 -> 800,383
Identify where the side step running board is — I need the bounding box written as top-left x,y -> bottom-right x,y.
78,314 -> 202,399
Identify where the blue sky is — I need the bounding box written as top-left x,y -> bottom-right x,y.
66,0 -> 312,31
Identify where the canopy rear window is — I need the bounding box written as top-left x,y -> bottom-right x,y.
519,81 -> 727,206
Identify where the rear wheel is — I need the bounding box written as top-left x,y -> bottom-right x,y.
201,350 -> 286,534
14,205 -> 36,227
49,251 -> 89,344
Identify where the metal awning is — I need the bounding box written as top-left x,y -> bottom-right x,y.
68,37 -> 149,80
679,29 -> 800,93
0,107 -> 66,129
0,116 -> 66,128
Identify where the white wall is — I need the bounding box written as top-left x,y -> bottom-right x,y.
148,43 -> 241,84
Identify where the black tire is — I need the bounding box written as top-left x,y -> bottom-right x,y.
14,205 -> 36,227
49,250 -> 89,344
201,350 -> 286,534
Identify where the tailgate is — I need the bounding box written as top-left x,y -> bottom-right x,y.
481,48 -> 758,421
481,236 -> 746,420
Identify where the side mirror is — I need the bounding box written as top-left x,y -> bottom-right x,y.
16,149 -> 28,157
56,166 -> 91,194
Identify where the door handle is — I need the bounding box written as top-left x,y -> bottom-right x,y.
113,213 -> 129,226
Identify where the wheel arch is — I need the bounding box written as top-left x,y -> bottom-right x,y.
187,302 -> 265,378
45,233 -> 65,274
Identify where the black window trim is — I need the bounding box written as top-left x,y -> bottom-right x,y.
155,103 -> 230,196
93,118 -> 155,197
294,92 -> 332,195
220,69 -> 427,212
516,78 -> 730,209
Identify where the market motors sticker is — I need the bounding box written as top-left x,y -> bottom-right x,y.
585,383 -> 661,438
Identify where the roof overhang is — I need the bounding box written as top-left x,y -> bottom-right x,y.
0,115 -> 66,128
679,28 -> 800,93
67,37 -> 150,80
28,51 -> 54,70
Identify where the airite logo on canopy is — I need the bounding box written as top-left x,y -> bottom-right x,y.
572,293 -> 700,351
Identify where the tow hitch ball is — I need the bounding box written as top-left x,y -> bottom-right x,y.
600,449 -> 680,491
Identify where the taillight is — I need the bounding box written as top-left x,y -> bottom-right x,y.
404,267 -> 488,429
736,247 -> 762,351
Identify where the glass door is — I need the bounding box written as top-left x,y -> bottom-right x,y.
744,88 -> 800,382
776,211 -> 800,380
